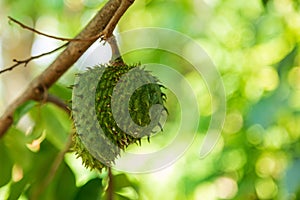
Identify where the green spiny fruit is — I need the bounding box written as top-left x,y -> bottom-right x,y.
71,63 -> 167,171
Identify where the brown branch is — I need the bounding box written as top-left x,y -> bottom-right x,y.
8,17 -> 102,42
0,0 -> 135,137
0,43 -> 68,74
101,0 -> 135,39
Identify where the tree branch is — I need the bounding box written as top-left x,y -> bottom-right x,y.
0,0 -> 133,137
101,0 -> 135,39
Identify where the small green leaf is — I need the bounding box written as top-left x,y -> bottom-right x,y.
25,140 -> 59,199
8,176 -> 30,200
115,193 -> 132,200
13,100 -> 37,125
0,141 -> 13,187
55,163 -> 77,200
75,178 -> 103,200
113,174 -> 139,199
49,83 -> 72,101
113,174 -> 132,190
4,127 -> 33,171
29,104 -> 71,150
115,187 -> 139,200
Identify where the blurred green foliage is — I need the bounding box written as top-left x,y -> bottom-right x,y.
1,0 -> 300,199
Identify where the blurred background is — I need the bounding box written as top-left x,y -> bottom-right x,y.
1,0 -> 300,199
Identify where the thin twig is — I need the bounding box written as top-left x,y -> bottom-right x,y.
0,0 -> 127,137
30,133 -> 73,200
8,17 -> 102,42
0,43 -> 68,74
1,0 -> 135,75
46,94 -> 71,115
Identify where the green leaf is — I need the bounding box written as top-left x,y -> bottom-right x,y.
115,193 -> 132,200
4,127 -> 33,171
49,84 -> 72,102
113,174 -> 139,200
8,177 -> 30,200
75,178 -> 103,200
113,174 -> 132,190
115,187 -> 140,200
13,100 -> 37,125
55,163 -> 77,200
32,161 -> 77,200
29,104 -> 71,150
0,141 -> 13,187
41,105 -> 70,149
25,140 -> 59,199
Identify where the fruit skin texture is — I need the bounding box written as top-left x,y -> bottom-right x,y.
72,64 -> 166,171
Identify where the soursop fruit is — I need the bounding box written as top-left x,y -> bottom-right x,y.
71,63 -> 167,171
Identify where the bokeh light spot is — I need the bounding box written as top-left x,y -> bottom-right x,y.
255,178 -> 278,199
215,176 -> 238,199
221,148 -> 247,172
288,67 -> 300,90
223,111 -> 243,134
246,124 -> 264,145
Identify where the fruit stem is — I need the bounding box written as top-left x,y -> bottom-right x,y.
108,35 -> 125,66
107,167 -> 114,200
